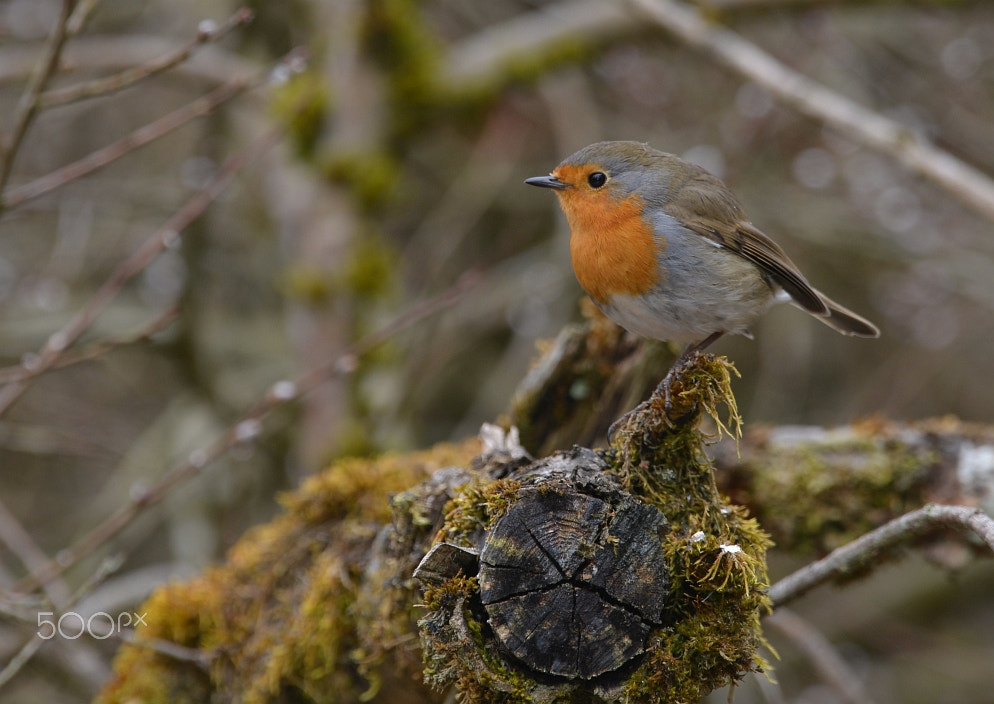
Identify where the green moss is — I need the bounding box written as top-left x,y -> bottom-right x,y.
281,263 -> 335,305
343,235 -> 398,300
434,477 -> 522,548
285,439 -> 480,525
749,428 -> 933,554
322,149 -> 401,212
278,233 -> 397,309
607,354 -> 771,703
99,355 -> 769,703
269,71 -> 330,159
359,0 -> 600,139
97,439 -> 480,704
361,0 -> 442,138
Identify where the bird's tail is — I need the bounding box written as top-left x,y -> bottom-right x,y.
805,290 -> 880,338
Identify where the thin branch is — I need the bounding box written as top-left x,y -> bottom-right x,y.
769,504 -> 994,607
38,8 -> 255,109
0,0 -> 78,193
65,0 -> 101,37
10,271 -> 480,597
0,124 -> 285,419
0,306 -> 179,385
0,633 -> 46,690
0,38 -> 259,91
627,0 -> 994,224
2,70 -> 260,211
0,497 -> 71,609
113,629 -> 211,670
0,554 -> 121,691
764,608 -> 876,704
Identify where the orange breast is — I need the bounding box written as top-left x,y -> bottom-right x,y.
556,189 -> 662,304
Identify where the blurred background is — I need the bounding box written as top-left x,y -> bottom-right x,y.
0,0 -> 992,701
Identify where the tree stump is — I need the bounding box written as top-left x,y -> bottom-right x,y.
416,355 -> 772,703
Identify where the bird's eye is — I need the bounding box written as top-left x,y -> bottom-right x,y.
587,172 -> 607,188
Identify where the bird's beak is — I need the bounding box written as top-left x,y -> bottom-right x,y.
525,175 -> 568,190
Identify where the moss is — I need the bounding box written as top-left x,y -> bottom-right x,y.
361,0 -> 443,138
97,439 -> 479,704
433,477 -> 522,548
322,149 -> 401,213
608,354 -> 771,704
285,439 -> 479,525
99,356 -> 769,703
359,0 -> 601,139
343,234 -> 398,300
269,71 -> 330,159
95,579 -> 219,704
748,429 -> 934,554
280,263 -> 336,306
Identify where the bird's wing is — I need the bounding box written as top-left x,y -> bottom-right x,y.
659,167 -> 829,315
684,218 -> 829,315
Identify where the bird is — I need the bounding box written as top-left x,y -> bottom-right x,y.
525,141 -> 879,369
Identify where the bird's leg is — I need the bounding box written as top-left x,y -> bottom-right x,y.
674,331 -> 725,365
608,332 -> 725,442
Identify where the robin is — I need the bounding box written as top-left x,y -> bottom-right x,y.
526,141 -> 879,366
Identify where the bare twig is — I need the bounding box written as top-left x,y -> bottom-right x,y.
769,504 -> 994,607
627,0 -> 994,224
112,629 -> 211,670
38,8 -> 255,109
0,497 -> 71,609
0,554 -> 122,691
0,124 -> 284,419
0,0 -> 78,193
10,271 -> 480,596
765,608 -> 876,704
0,306 -> 179,385
2,71 -> 260,211
66,0 -> 101,36
0,633 -> 46,690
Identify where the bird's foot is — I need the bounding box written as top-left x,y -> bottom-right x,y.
607,352 -> 701,443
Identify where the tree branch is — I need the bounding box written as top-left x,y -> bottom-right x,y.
37,7 -> 255,109
10,271 -> 480,597
0,0 -> 78,193
0,307 -> 179,385
2,69 -> 259,211
627,0 -> 994,224
0,124 -> 284,419
764,608 -> 876,704
769,504 -> 994,607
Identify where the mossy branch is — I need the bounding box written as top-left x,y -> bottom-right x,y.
93,337 -> 994,703
97,355 -> 773,704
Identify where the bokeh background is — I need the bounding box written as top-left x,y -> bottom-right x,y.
0,0 -> 993,701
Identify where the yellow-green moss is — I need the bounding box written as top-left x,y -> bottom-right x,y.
322,149 -> 401,212
97,439 -> 479,704
280,263 -> 336,305
269,71 -> 330,159
285,439 -> 480,525
433,477 -> 522,548
343,234 -> 398,300
361,0 -> 442,138
748,427 -> 933,554
98,355 -> 770,704
608,354 -> 771,703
